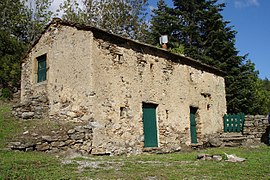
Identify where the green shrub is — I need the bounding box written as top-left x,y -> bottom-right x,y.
1,88 -> 12,99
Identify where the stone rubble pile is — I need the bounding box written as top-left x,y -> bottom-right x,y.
197,153 -> 246,162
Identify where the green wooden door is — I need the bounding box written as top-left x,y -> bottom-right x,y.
190,107 -> 198,144
143,103 -> 158,147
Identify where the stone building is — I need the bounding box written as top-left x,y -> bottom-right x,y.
17,19 -> 226,154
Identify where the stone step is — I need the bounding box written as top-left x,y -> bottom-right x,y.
221,136 -> 246,142
220,133 -> 244,138
223,142 -> 243,147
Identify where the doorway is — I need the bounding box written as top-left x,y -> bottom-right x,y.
190,107 -> 198,144
142,103 -> 158,147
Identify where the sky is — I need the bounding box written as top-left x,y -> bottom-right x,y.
221,0 -> 270,79
148,0 -> 269,79
51,0 -> 269,79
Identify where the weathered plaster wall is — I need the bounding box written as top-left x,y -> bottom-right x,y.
90,36 -> 226,154
19,23 -> 226,155
21,25 -> 94,121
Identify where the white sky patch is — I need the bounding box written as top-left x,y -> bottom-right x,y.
148,5 -> 157,18
50,0 -> 84,17
218,0 -> 227,4
51,0 -> 64,12
234,0 -> 259,8
149,5 -> 156,11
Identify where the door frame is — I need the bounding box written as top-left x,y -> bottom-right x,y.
190,106 -> 198,144
142,102 -> 158,148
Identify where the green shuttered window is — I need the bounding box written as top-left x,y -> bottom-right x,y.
37,54 -> 47,83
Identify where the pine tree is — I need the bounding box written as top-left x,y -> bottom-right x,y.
149,0 -> 264,114
149,0 -> 176,47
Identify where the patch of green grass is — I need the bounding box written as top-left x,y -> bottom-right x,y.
69,146 -> 270,179
0,150 -> 81,179
0,102 -> 23,148
0,101 -> 270,179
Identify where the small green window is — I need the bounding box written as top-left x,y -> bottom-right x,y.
37,54 -> 47,83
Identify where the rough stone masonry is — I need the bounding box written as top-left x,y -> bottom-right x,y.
13,19 -> 227,155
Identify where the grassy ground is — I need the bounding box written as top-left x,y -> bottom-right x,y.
0,101 -> 270,179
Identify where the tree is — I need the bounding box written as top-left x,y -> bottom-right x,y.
149,0 -> 175,46
256,78 -> 270,114
0,0 -> 30,42
0,31 -> 26,98
59,0 -> 87,24
0,0 -> 29,98
149,0 -> 264,114
59,0 -> 149,41
0,0 -> 53,98
26,0 -> 54,42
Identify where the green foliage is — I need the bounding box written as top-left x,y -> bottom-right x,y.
1,88 -> 12,99
261,78 -> 270,91
148,0 -> 176,46
59,0 -> 149,41
149,0 -> 266,114
0,0 -> 30,42
26,0 -> 54,42
0,30 -> 26,97
59,0 -> 87,24
255,78 -> 270,114
170,43 -> 185,55
0,0 -> 53,99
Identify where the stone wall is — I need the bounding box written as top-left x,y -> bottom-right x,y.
8,125 -> 93,154
243,115 -> 269,145
12,93 -> 49,119
89,29 -> 226,154
20,24 -> 94,122
205,115 -> 270,147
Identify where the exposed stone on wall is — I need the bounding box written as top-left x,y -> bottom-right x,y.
12,93 -> 49,119
18,22 -> 228,155
8,125 -> 93,154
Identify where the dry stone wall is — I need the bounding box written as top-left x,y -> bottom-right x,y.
243,115 -> 269,145
8,125 -> 93,154
12,93 -> 49,119
204,115 -> 270,147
